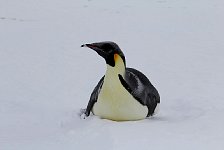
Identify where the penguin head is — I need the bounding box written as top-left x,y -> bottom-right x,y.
81,41 -> 126,67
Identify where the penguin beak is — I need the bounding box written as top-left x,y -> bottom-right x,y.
81,43 -> 108,59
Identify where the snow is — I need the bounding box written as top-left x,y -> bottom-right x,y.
1,0 -> 224,149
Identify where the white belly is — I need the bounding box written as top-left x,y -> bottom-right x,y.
92,76 -> 148,121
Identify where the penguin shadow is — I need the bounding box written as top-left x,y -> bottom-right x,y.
147,115 -> 170,122
76,108 -> 170,123
73,108 -> 171,123
60,102 -> 205,128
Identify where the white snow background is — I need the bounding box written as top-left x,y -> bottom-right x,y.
1,0 -> 224,149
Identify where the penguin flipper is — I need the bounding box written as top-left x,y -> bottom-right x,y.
118,74 -> 144,105
124,68 -> 160,116
84,76 -> 105,116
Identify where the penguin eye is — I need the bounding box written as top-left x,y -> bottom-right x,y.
108,49 -> 114,54
102,47 -> 113,54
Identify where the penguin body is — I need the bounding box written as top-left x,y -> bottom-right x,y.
81,42 -> 160,121
92,54 -> 148,121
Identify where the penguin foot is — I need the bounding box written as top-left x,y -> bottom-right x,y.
80,113 -> 88,119
79,108 -> 88,119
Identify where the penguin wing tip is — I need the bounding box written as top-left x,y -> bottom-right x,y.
79,108 -> 88,119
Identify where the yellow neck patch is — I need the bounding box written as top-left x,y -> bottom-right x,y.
114,53 -> 124,66
114,53 -> 119,62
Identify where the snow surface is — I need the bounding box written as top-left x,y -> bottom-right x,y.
1,0 -> 224,149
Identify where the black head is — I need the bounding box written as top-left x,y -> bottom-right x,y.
81,41 -> 126,67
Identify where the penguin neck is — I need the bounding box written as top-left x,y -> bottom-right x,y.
105,54 -> 126,81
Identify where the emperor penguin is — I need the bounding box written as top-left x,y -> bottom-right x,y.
81,41 -> 160,121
